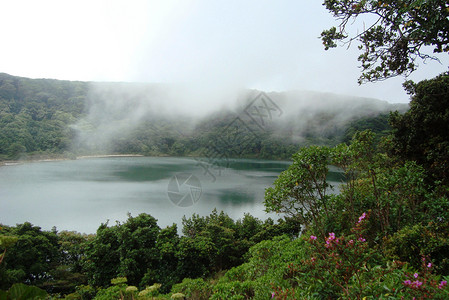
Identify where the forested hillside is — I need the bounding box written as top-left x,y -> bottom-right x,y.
0,73 -> 406,161
0,73 -> 87,159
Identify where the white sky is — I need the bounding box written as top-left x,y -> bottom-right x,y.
0,0 -> 447,103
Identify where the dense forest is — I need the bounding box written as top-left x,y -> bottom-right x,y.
0,73 -> 405,161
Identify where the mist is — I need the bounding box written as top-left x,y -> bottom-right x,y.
71,81 -> 245,153
70,82 -> 407,155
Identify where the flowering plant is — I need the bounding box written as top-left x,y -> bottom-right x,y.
271,212 -> 449,299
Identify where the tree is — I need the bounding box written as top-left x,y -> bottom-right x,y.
117,213 -> 160,287
0,223 -> 59,289
141,224 -> 180,293
264,146 -> 333,236
390,73 -> 449,185
322,0 -> 449,83
84,213 -> 160,288
0,232 -> 18,266
84,222 -> 121,287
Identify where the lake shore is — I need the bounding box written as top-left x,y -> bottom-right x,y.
0,154 -> 145,167
0,152 -> 290,167
76,154 -> 145,159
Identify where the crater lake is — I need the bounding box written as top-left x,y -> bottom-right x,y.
0,157 -> 343,233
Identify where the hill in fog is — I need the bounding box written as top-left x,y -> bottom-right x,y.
0,73 -> 407,160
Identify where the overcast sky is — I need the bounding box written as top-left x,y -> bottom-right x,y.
1,0 -> 447,103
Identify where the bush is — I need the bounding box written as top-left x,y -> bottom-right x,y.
170,278 -> 211,300
210,281 -> 256,300
383,223 -> 449,275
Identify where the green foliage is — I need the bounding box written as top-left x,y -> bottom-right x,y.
215,235 -> 308,299
383,223 -> 449,274
210,214 -> 449,299
170,292 -> 185,299
94,284 -> 125,300
83,222 -> 121,287
138,283 -> 162,298
77,210 -> 299,297
264,146 -> 333,235
322,0 -> 449,83
142,224 -> 179,293
66,284 -> 96,300
210,281 -> 256,300
0,283 -> 48,300
171,278 -> 211,300
274,226 -> 449,299
44,231 -> 91,294
326,130 -> 434,237
84,213 -> 160,288
0,222 -> 59,289
390,73 -> 449,186
280,216 -> 385,298
0,73 -> 86,158
258,122 -> 449,298
0,234 -> 18,265
343,113 -> 391,144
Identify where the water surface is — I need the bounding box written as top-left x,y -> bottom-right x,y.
0,157 -> 290,233
0,157 -> 343,233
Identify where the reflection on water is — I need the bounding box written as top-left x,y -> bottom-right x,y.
0,157 -> 343,234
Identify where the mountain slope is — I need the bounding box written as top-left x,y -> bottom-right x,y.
0,73 -> 408,160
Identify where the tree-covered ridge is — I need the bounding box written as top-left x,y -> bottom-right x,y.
0,73 -> 406,161
0,73 -> 87,159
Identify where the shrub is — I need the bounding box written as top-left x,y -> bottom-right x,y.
170,278 -> 211,300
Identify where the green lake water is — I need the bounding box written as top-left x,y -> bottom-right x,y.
0,157 -> 343,233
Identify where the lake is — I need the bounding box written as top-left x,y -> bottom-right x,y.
0,157 -> 342,233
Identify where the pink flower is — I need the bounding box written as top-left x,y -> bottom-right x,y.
358,212 -> 366,223
348,239 -> 354,245
310,235 -> 317,240
271,292 -> 275,298
411,280 -> 422,289
414,273 -> 418,278
358,237 -> 366,242
404,279 -> 423,289
325,232 -> 337,247
427,262 -> 432,268
439,280 -> 447,289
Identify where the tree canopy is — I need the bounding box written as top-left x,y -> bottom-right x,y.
390,73 -> 449,185
322,0 -> 449,83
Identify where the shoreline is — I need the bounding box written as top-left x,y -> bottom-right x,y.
0,153 -> 291,167
76,154 -> 145,159
0,154 -> 145,167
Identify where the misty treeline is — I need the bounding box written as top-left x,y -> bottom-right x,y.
0,73 -> 404,161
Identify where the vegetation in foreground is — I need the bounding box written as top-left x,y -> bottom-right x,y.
1,72 -> 449,299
